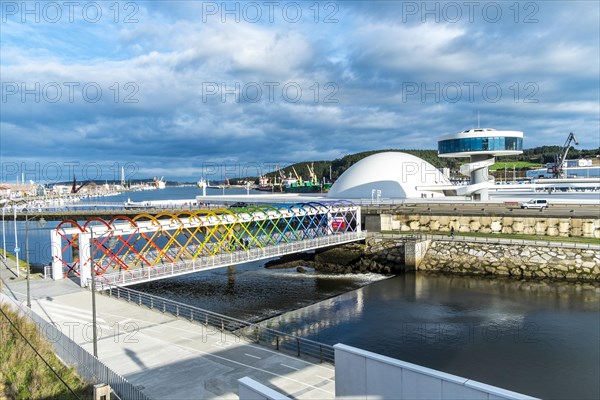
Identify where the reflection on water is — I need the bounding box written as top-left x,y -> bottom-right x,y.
264,272 -> 600,400
133,262 -> 386,322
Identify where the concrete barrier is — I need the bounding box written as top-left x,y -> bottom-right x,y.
334,344 -> 538,399
238,377 -> 291,400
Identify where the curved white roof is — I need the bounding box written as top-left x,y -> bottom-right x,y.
327,152 -> 451,199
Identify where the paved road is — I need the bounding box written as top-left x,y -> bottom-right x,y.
2,276 -> 336,399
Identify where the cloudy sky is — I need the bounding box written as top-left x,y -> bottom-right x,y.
1,1 -> 599,182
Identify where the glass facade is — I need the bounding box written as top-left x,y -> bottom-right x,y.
438,136 -> 522,154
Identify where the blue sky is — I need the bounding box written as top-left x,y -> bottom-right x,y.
1,0 -> 599,183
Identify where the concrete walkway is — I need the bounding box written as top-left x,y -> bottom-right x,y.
1,276 -> 335,399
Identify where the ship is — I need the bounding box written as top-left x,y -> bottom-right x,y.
256,175 -> 285,192
281,164 -> 331,193
256,176 -> 275,191
153,177 -> 166,189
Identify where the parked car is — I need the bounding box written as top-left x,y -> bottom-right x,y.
229,202 -> 248,209
520,199 -> 548,209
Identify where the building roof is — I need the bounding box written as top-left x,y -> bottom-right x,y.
327,152 -> 450,199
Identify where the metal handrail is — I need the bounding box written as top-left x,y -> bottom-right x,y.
98,232 -> 366,286
369,232 -> 600,250
93,281 -> 335,364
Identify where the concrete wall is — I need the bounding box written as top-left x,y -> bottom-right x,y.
238,377 -> 291,400
380,214 -> 600,238
404,239 -> 431,270
334,344 -> 537,400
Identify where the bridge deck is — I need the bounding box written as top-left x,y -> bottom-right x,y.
95,232 -> 366,287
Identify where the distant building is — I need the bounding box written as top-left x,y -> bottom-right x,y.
327,152 -> 450,199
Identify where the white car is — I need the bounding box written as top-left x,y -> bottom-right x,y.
520,199 -> 548,209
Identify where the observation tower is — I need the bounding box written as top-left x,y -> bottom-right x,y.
438,128 -> 523,200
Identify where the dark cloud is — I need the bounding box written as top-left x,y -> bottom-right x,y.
1,1 -> 598,182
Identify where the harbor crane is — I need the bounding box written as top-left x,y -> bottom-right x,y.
291,166 -> 303,185
307,163 -> 318,185
549,132 -> 579,178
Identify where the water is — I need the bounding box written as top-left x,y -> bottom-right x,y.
138,268 -> 600,399
132,262 -> 387,322
80,185 -> 255,204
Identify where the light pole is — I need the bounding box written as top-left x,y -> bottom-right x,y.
2,205 -> 6,261
25,212 -> 47,308
13,206 -> 19,277
89,227 -> 98,357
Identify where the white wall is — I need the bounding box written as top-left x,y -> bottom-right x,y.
334,344 -> 538,400
238,377 -> 291,400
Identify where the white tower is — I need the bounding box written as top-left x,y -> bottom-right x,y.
438,128 -> 524,200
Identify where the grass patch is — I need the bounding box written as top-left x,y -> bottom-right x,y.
381,231 -> 600,245
489,161 -> 541,171
0,303 -> 92,399
0,249 -> 31,273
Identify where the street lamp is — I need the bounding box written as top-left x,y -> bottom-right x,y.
25,212 -> 47,308
2,205 -> 6,261
14,206 -> 19,277
89,227 -> 98,357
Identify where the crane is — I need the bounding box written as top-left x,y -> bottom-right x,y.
307,163 -> 318,185
291,166 -> 303,185
550,132 -> 579,178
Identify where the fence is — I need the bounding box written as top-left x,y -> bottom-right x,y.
97,231 -> 366,286
0,291 -> 151,400
370,232 -> 600,250
95,281 -> 336,364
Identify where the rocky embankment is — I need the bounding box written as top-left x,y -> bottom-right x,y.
265,242 -> 404,274
421,241 -> 600,280
265,237 -> 600,282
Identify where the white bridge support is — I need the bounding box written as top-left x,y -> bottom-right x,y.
50,230 -> 63,280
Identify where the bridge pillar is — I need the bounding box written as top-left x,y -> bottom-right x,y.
404,239 -> 431,270
50,230 -> 63,280
78,233 -> 92,287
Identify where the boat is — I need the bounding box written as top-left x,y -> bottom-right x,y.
282,179 -> 331,193
281,164 -> 331,193
256,175 -> 282,192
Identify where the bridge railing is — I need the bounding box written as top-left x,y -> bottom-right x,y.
369,232 -> 600,250
94,281 -> 335,364
98,231 -> 366,286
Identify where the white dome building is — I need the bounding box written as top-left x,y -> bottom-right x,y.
327,152 -> 450,199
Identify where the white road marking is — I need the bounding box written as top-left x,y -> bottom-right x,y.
143,326 -> 334,396
244,353 -> 261,359
316,374 -> 334,382
281,363 -> 299,371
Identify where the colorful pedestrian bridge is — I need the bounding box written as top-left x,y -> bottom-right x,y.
49,201 -> 364,287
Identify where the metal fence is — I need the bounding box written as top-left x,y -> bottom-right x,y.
98,231 -> 366,286
0,293 -> 151,400
370,232 -> 600,250
95,281 -> 336,364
